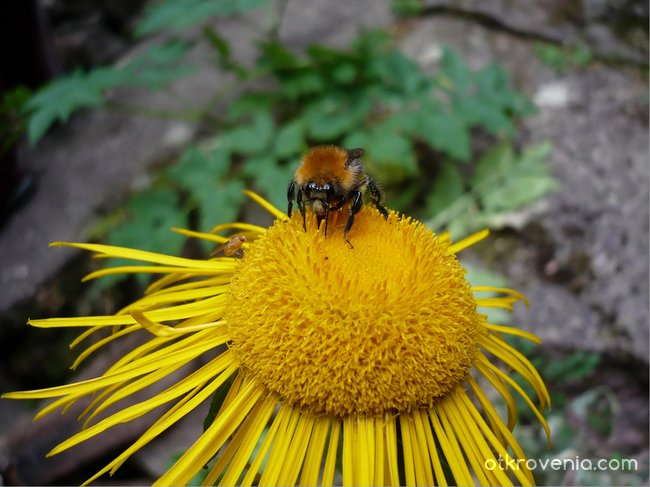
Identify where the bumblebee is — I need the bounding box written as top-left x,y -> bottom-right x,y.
287,146 -> 388,246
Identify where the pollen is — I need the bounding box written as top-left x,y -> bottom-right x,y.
225,207 -> 485,416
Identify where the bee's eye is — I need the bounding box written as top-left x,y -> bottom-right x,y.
307,182 -> 317,191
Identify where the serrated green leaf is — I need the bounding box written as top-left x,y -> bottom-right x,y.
135,0 -> 269,37
438,48 -> 472,95
25,68 -> 129,143
202,26 -> 246,76
242,155 -> 276,180
425,161 -> 464,216
257,39 -> 301,71
195,180 -> 245,232
342,131 -> 369,150
453,96 -> 514,136
481,174 -> 557,212
370,51 -> 427,95
365,129 -> 418,182
101,188 -> 187,287
474,141 -> 556,213
304,94 -> 371,141
416,109 -> 470,161
167,145 -> 232,192
250,162 -> 294,209
125,41 -> 196,89
278,69 -> 326,100
227,93 -> 276,119
224,111 -> 275,155
472,141 -> 514,186
274,119 -> 305,159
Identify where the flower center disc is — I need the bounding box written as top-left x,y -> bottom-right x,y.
225,208 -> 483,416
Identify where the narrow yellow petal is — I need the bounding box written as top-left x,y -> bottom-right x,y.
277,413 -> 315,486
475,359 -> 518,430
71,324 -> 140,369
356,417 -> 373,487
373,416 -> 385,487
48,354 -> 235,456
400,415 -> 416,487
321,420 -> 341,487
172,227 -> 230,243
259,406 -> 301,486
156,378 -> 263,486
482,334 -> 551,409
472,286 -> 529,305
414,408 -> 446,486
477,354 -> 552,446
243,190 -> 288,221
300,416 -> 331,487
130,308 -> 225,337
81,265 -> 232,281
429,406 -> 474,486
51,241 -> 234,269
438,398 -> 491,486
468,375 -> 529,468
209,222 -> 268,235
411,410 -> 434,486
457,390 -> 534,486
205,394 -> 276,486
384,413 -> 400,487
448,228 -> 489,254
484,322 -> 542,344
239,402 -> 288,487
342,416 -> 354,486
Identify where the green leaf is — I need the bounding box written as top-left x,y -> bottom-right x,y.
194,179 -> 245,232
304,94 -> 371,141
453,96 -> 514,136
472,141 -> 515,187
416,109 -> 470,161
474,141 -> 556,213
438,48 -> 472,95
278,69 -> 326,100
257,39 -> 301,71
202,26 -> 247,76
370,51 -> 428,95
247,159 -> 294,209
135,0 -> 269,37
227,92 -> 276,119
273,119 -> 305,159
102,188 -> 187,287
25,68 -> 129,143
167,145 -> 232,191
364,127 -> 418,182
424,161 -> 464,216
391,0 -> 423,17
124,41 -> 196,89
223,111 -> 275,155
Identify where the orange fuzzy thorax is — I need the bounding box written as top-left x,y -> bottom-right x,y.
294,146 -> 356,189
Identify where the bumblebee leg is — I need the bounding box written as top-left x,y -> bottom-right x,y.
344,190 -> 363,248
297,190 -> 306,231
368,178 -> 388,219
323,204 -> 331,236
287,181 -> 296,218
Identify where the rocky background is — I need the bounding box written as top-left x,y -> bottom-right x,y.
0,0 -> 647,485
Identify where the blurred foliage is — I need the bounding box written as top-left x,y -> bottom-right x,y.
535,41 -> 593,74
16,0 -> 556,284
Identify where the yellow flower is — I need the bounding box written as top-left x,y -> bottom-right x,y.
3,191 -> 550,486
